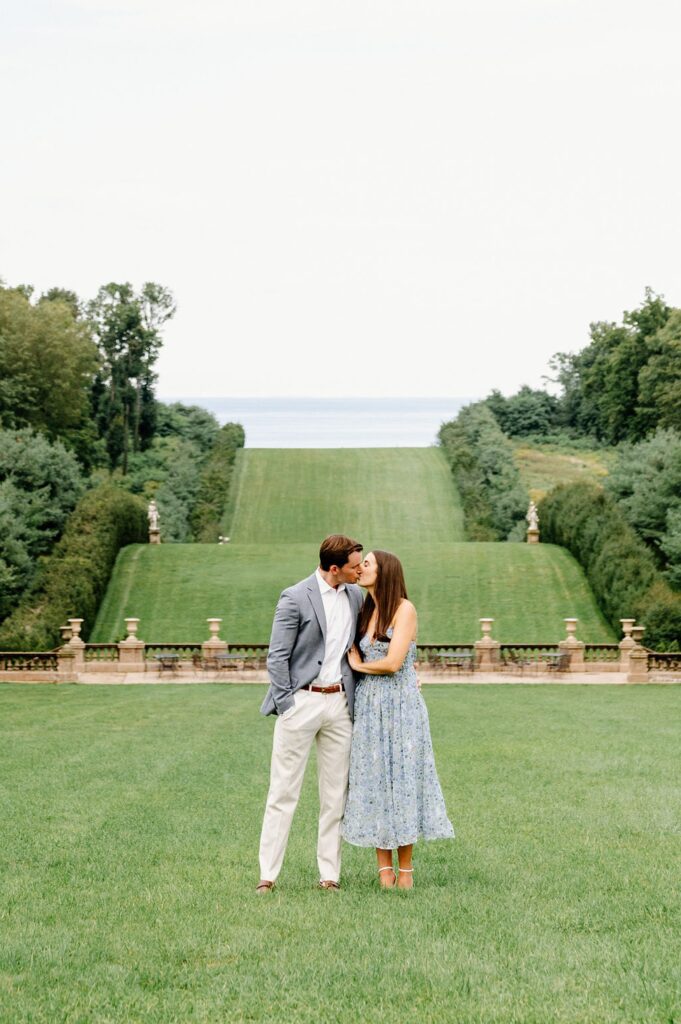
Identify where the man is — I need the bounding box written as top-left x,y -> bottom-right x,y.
256,534 -> 364,893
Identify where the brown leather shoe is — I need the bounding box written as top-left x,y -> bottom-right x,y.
255,880 -> 276,894
318,880 -> 340,890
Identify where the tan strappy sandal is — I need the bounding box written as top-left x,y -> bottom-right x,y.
397,867 -> 414,890
378,866 -> 396,889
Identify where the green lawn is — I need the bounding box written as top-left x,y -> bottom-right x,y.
2,684 -> 680,1023
91,542 -> 614,644
228,447 -> 466,545
513,440 -> 616,503
92,445 -> 613,644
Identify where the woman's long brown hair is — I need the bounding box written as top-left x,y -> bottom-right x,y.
357,550 -> 409,642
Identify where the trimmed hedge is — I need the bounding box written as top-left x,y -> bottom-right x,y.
190,422 -> 245,543
539,482 -> 681,650
438,403 -> 528,540
0,484 -> 148,650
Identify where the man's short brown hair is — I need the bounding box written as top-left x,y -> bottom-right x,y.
319,534 -> 363,571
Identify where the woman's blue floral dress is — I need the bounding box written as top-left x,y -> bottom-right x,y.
342,630 -> 455,849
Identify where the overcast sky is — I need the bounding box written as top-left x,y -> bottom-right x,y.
2,0 -> 680,398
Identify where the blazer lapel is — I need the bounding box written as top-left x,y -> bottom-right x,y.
306,576 -> 327,638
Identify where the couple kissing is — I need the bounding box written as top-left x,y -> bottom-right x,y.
257,534 -> 454,894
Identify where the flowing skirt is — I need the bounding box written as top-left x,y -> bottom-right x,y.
342,674 -> 455,849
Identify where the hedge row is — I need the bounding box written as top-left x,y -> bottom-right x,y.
539,482 -> 681,650
0,483 -> 148,651
190,422 -> 245,542
438,403 -> 528,540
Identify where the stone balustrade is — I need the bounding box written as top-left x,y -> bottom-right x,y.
0,615 -> 672,683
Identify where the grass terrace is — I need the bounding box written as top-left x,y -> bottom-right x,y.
91,542 -> 614,644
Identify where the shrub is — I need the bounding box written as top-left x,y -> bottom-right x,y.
0,484 -> 147,650
114,410 -> 219,543
438,404 -> 528,540
539,482 -> 681,650
190,422 -> 245,542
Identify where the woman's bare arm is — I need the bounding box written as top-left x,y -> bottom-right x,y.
348,601 -> 417,675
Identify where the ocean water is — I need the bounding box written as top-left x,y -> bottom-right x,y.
166,397 -> 476,448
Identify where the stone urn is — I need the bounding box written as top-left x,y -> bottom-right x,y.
207,618 -> 222,641
564,618 -> 578,640
68,618 -> 84,640
631,625 -> 646,646
479,618 -> 494,641
124,617 -> 140,641
620,619 -> 635,639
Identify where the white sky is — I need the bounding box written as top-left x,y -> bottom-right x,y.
2,0 -> 680,398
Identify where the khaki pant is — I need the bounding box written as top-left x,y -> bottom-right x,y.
258,688 -> 353,883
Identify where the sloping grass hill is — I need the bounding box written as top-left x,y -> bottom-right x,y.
228,447 -> 465,545
513,439 -> 615,503
92,448 -> 614,643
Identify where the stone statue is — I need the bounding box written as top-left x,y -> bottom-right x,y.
148,499 -> 159,531
526,501 -> 539,531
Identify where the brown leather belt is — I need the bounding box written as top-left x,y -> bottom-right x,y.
301,683 -> 344,694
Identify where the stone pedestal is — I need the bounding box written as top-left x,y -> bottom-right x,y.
58,646 -> 77,680
149,529 -> 161,545
118,617 -> 145,670
526,528 -> 539,544
67,618 -> 85,669
618,619 -> 636,672
559,639 -> 585,672
627,647 -> 649,683
474,618 -> 499,671
559,619 -> 583,671
118,641 -> 145,669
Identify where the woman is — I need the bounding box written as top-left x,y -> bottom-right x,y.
342,550 -> 454,889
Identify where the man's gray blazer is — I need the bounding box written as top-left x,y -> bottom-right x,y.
260,573 -> 363,720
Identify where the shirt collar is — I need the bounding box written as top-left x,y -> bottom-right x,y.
316,568 -> 346,595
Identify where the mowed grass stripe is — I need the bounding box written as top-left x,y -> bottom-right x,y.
91,542 -> 614,643
229,448 -> 465,545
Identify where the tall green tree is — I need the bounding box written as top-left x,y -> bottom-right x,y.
0,284 -> 100,464
606,428 -> 681,569
38,287 -> 82,319
637,309 -> 681,434
0,428 -> 84,620
485,386 -> 560,437
88,282 -> 175,472
548,289 -> 672,444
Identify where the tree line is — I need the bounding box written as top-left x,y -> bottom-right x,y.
439,287 -> 681,647
0,278 -> 244,646
0,280 -> 175,472
483,288 -> 679,445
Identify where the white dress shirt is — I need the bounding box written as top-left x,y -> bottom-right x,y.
315,569 -> 353,684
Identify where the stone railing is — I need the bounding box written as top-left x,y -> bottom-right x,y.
0,615 -> 676,683
0,651 -> 60,677
646,651 -> 681,680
